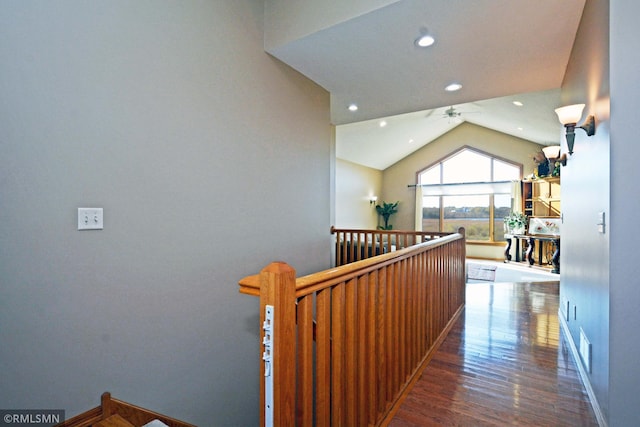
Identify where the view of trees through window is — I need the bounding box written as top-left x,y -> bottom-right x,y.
418,148 -> 520,242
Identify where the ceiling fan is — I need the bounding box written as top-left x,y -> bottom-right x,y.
443,106 -> 462,119
424,105 -> 480,122
442,105 -> 481,123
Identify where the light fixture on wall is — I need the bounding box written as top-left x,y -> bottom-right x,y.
542,145 -> 564,168
370,196 -> 378,206
554,103 -> 595,155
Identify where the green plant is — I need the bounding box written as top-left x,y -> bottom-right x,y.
504,211 -> 528,231
375,201 -> 399,230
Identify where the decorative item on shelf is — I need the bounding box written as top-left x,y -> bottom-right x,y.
532,151 -> 549,177
375,201 -> 399,230
542,145 -> 562,177
504,211 -> 528,235
554,103 -> 596,164
369,196 -> 378,206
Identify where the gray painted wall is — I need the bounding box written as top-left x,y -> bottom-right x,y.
558,0 -> 611,421
562,1 -> 640,425
0,2 -> 331,425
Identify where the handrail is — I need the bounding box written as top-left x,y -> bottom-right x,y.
239,227 -> 466,426
297,232 -> 462,296
238,232 -> 461,297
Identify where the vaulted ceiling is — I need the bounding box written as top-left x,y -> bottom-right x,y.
266,0 -> 586,169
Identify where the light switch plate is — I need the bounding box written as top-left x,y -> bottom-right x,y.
78,208 -> 103,230
597,211 -> 605,234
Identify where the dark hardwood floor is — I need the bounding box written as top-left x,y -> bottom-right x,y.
389,279 -> 599,426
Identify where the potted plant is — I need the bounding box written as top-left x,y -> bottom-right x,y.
375,201 -> 399,230
504,211 -> 527,235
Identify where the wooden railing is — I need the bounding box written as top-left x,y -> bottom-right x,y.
238,228 -> 466,427
331,226 -> 452,266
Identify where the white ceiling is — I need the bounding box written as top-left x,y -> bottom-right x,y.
267,0 -> 586,170
336,89 -> 565,169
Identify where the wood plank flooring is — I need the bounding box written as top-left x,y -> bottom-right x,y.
389,280 -> 599,426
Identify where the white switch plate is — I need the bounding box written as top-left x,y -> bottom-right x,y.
597,211 -> 605,234
78,208 -> 103,230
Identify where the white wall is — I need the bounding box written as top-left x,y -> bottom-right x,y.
335,159 -> 381,229
0,2 -> 331,425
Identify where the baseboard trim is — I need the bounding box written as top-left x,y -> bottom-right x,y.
558,310 -> 608,427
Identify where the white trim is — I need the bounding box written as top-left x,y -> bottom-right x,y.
559,310 -> 608,427
419,180 -> 512,196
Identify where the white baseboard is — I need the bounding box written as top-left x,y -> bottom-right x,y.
558,310 -> 608,427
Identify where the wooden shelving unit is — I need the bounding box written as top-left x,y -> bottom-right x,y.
522,176 -> 560,218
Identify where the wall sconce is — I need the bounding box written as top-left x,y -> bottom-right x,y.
554,103 -> 595,156
542,145 -> 560,159
369,196 -> 378,206
542,145 -> 564,167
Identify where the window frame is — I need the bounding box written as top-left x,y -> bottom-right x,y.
416,146 -> 523,244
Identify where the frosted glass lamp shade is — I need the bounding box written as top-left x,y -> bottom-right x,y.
555,104 -> 585,125
542,145 -> 561,160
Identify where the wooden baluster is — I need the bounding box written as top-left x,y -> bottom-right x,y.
377,266 -> 389,414
331,283 -> 346,426
357,275 -> 369,425
315,289 -> 331,427
297,296 -> 313,427
390,262 -> 401,399
367,270 -> 379,424
345,277 -> 358,425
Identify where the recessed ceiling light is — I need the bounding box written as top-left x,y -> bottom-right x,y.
408,138 -> 414,144
415,34 -> 435,47
517,127 -> 524,131
348,103 -> 358,112
445,83 -> 462,92
379,120 -> 387,128
513,101 -> 524,107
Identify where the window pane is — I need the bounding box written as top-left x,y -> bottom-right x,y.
421,196 -> 440,231
494,193 -> 512,241
442,150 -> 490,183
443,195 -> 490,240
420,165 -> 440,185
493,159 -> 520,181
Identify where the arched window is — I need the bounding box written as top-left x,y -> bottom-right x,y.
417,147 -> 521,242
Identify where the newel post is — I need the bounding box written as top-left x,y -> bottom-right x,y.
259,262 -> 297,427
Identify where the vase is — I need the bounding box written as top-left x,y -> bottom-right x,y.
510,226 -> 525,235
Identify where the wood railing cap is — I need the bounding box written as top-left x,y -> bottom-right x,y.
238,229 -> 465,298
238,274 -> 260,296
